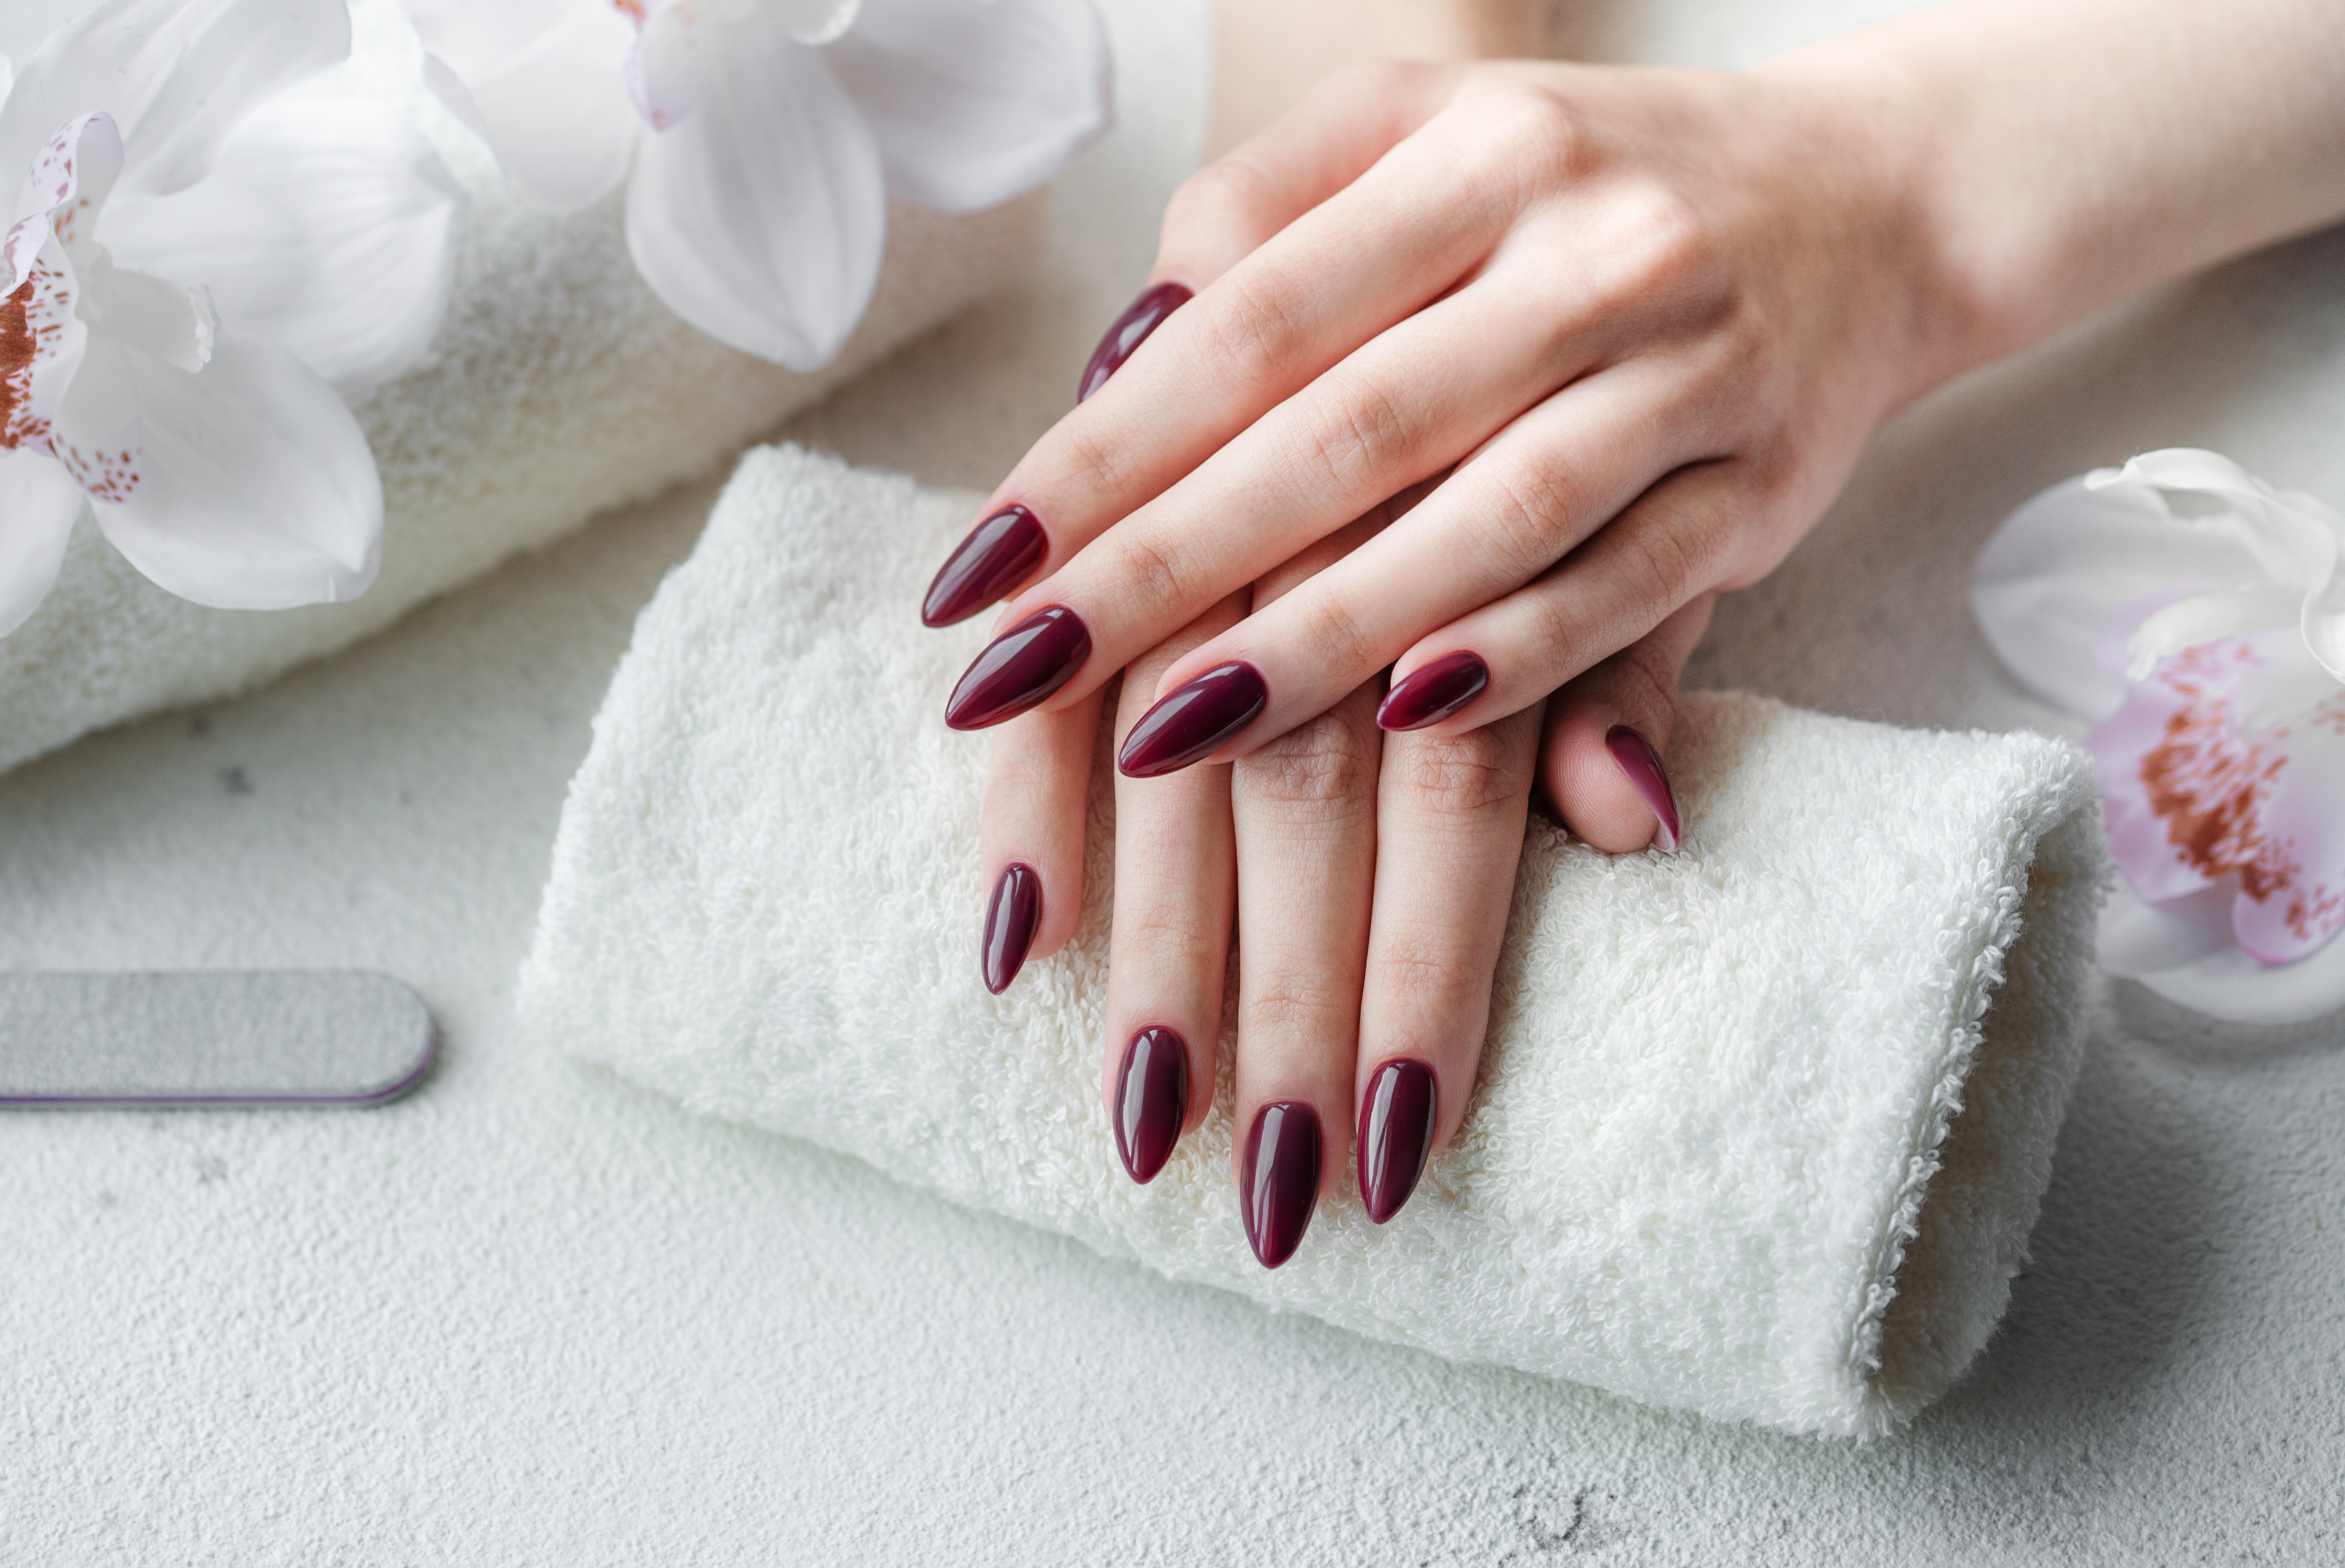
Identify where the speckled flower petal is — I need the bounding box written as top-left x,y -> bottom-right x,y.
2228,689 -> 2345,964
0,446 -> 85,636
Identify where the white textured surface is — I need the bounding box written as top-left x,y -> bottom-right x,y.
4,0 -> 2345,1561
0,23 -> 1044,776
521,445 -> 2106,1438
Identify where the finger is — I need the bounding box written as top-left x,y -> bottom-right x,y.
1539,591 -> 1715,854
1101,596 -> 1245,1185
923,83 -> 1548,635
1378,460 -> 1750,738
977,686 -> 1105,993
1105,361 -> 1726,772
1229,676 -> 1382,1268
1354,698 -> 1543,1223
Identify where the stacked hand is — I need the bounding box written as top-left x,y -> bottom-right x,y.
915,1 -> 2345,1265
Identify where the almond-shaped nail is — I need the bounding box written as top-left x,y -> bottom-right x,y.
1116,661 -> 1267,778
922,505 -> 1047,628
1376,651 -> 1488,731
1077,282 -> 1192,402
981,862 -> 1041,994
1240,1101 -> 1322,1269
1113,1025 -> 1189,1184
1605,725 -> 1681,853
944,605 -> 1092,731
1357,1059 -> 1436,1224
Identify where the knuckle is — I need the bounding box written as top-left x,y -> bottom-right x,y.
1235,709 -> 1380,818
1370,931 -> 1482,1012
1165,157 -> 1278,249
1591,184 -> 1720,313
1055,421 -> 1136,509
1394,727 -> 1531,818
1460,85 -> 1585,192
1283,368 -> 1419,495
1116,899 -> 1230,972
1244,977 -> 1354,1043
1104,527 -> 1193,625
1471,447 -> 1575,579
1196,268 -> 1312,401
1289,590 -> 1381,682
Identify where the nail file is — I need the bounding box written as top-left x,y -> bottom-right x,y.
0,971 -> 436,1108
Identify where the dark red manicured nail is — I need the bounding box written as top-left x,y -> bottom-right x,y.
1077,281 -> 1192,403
981,862 -> 1041,994
1240,1101 -> 1321,1269
945,605 -> 1092,731
1376,651 -> 1488,732
1357,1059 -> 1436,1224
923,505 -> 1047,628
1116,661 -> 1267,778
1605,725 -> 1681,853
1113,1025 -> 1189,1184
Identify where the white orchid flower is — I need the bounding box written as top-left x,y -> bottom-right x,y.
0,0 -> 460,639
402,0 -> 1110,370
1973,449 -> 2345,1023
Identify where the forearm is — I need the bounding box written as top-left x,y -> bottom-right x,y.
1773,0 -> 2345,376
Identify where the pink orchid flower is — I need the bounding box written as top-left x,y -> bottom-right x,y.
400,0 -> 1110,371
1973,449 -> 2345,1023
0,0 -> 460,638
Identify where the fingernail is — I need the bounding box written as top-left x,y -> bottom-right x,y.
1240,1101 -> 1322,1269
1113,1025 -> 1189,1184
1376,651 -> 1489,731
1605,725 -> 1681,853
945,605 -> 1093,730
1357,1059 -> 1437,1224
981,861 -> 1041,994
922,505 -> 1047,628
1116,661 -> 1267,778
1077,281 -> 1192,402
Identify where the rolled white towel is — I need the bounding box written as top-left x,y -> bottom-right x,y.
519,444 -> 2110,1439
0,98 -> 1042,776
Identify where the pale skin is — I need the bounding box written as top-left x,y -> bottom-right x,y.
944,0 -> 2345,1260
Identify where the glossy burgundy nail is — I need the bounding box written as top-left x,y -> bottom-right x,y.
1113,1025 -> 1189,1185
1240,1101 -> 1322,1269
922,505 -> 1047,628
1376,651 -> 1489,731
1077,281 -> 1192,402
1116,661 -> 1268,778
945,605 -> 1093,731
1606,725 -> 1681,853
1357,1059 -> 1437,1224
981,862 -> 1041,994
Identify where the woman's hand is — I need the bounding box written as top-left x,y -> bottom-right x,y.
925,55 -> 1954,766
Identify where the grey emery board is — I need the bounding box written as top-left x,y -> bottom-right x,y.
0,971 -> 436,1107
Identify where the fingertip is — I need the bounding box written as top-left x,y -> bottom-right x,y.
1543,702 -> 1674,855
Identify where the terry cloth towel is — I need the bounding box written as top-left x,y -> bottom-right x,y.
519,444 -> 2110,1439
0,89 -> 1041,777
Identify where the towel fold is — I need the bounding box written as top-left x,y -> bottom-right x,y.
0,106 -> 1042,776
519,444 -> 2109,1438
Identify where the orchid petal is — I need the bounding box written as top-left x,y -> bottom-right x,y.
633,4 -> 715,130
2090,653 -> 2226,904
1973,473 -> 2278,719
90,329 -> 380,607
2,0 -> 350,203
2093,448 -> 2341,590
426,2 -> 638,212
2227,687 -> 2345,964
397,0 -> 583,81
2098,881 -> 2240,978
2126,585 -> 2302,678
103,79 -> 460,399
771,0 -> 868,47
0,447 -> 85,636
624,24 -> 885,370
829,0 -> 1110,212
2118,921 -> 2345,1025
2303,560 -> 2345,684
